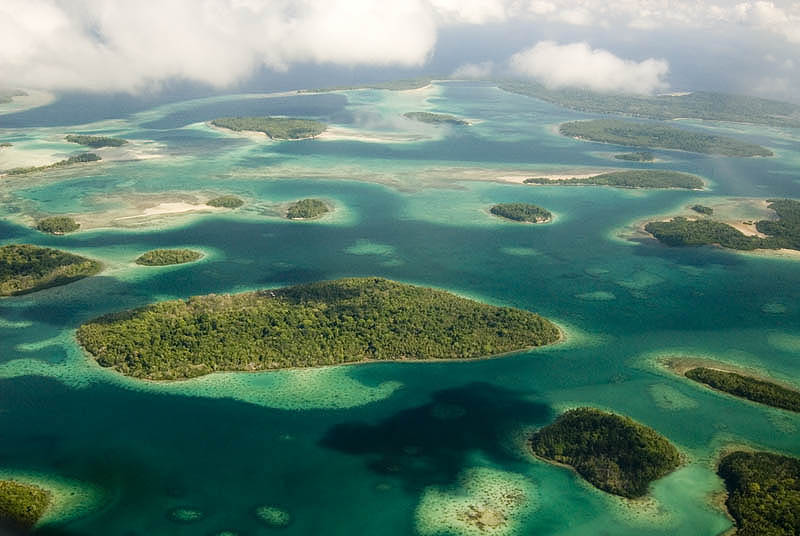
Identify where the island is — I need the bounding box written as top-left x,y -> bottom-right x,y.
614,151 -> 654,162
6,153 -> 101,176
135,249 -> 203,266
717,451 -> 799,536
403,112 -> 469,125
645,198 -> 800,252
206,195 -> 244,208
691,204 -> 714,215
76,277 -> 561,380
0,244 -> 101,297
0,479 -> 51,531
65,134 -> 128,148
684,367 -> 800,412
210,117 -> 326,140
0,142 -> 11,148
490,203 -> 552,223
0,89 -> 27,104
36,216 -> 80,234
300,78 -> 432,92
524,170 -> 704,189
529,407 -> 681,498
559,119 -> 773,157
286,198 -> 330,219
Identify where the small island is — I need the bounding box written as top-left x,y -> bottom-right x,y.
529,407 -> 681,498
0,89 -> 27,104
6,153 -> 101,176
0,479 -> 51,531
210,117 -> 327,140
206,195 -> 244,208
0,142 -> 11,148
717,451 -> 799,536
691,204 -> 714,215
559,119 -> 773,157
0,244 -> 101,296
614,151 -> 654,162
36,216 -> 80,234
403,112 -> 468,125
76,277 -> 561,380
490,203 -> 552,223
300,78 -> 432,92
65,134 -> 128,148
286,198 -> 330,219
685,367 -> 800,412
524,170 -> 704,190
135,249 -> 203,266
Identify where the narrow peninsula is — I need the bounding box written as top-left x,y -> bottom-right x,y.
685,367 -> 800,412
135,249 -> 203,266
210,117 -> 326,140
76,277 -> 561,380
0,479 -> 51,531
286,198 -> 330,219
525,170 -> 704,190
529,408 -> 681,498
0,244 -> 101,296
559,119 -> 772,157
65,134 -> 128,148
490,203 -> 552,223
6,153 -> 101,176
403,112 -> 468,125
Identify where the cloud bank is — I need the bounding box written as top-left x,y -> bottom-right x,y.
509,41 -> 669,95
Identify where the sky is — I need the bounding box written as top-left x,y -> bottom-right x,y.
1,0 -> 799,102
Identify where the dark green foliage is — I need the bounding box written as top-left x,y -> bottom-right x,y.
530,408 -> 681,498
35,216 -> 80,234
685,368 -> 800,412
135,249 -> 203,266
65,134 -> 128,148
497,81 -> 800,128
490,203 -> 552,223
524,170 -> 703,189
0,143 -> 11,148
76,277 -> 561,380
0,244 -> 100,296
403,112 -> 468,125
614,151 -> 654,162
559,119 -> 772,157
691,205 -> 714,215
718,451 -> 800,536
286,198 -> 329,219
206,195 -> 244,208
0,479 -> 52,530
7,153 -> 101,175
210,117 -> 326,140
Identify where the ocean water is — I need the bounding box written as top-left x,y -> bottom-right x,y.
0,82 -> 799,536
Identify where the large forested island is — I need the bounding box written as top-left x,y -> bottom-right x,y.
645,198 -> 800,251
0,479 -> 51,531
497,81 -> 800,128
36,216 -> 80,234
685,368 -> 800,412
560,119 -> 772,157
0,244 -> 101,297
529,408 -> 681,498
286,198 -> 330,219
135,249 -> 203,266
76,278 -> 561,380
524,170 -> 704,190
65,134 -> 128,148
717,451 -> 800,536
403,112 -> 468,125
6,153 -> 101,176
490,203 -> 552,223
210,116 -> 327,140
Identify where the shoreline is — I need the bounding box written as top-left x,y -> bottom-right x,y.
659,355 -> 800,392
206,121 -> 324,141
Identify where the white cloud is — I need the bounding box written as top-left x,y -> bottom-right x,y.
509,41 -> 669,94
735,1 -> 800,43
451,61 -> 494,79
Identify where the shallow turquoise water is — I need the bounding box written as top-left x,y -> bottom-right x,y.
1,82 -> 799,535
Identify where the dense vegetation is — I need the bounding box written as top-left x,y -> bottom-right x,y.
530,408 -> 681,498
35,216 -> 81,234
685,368 -> 800,412
497,81 -> 800,128
206,195 -> 244,208
524,170 -> 703,189
301,78 -> 432,92
135,249 -> 203,266
65,134 -> 128,148
403,112 -> 468,125
286,198 -> 330,219
645,199 -> 800,251
210,117 -> 326,140
614,151 -> 654,162
717,451 -> 800,536
76,278 -> 561,380
6,153 -> 101,175
559,119 -> 772,157
490,203 -> 552,223
0,244 -> 101,296
0,142 -> 11,148
0,480 -> 51,531
691,204 -> 714,215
